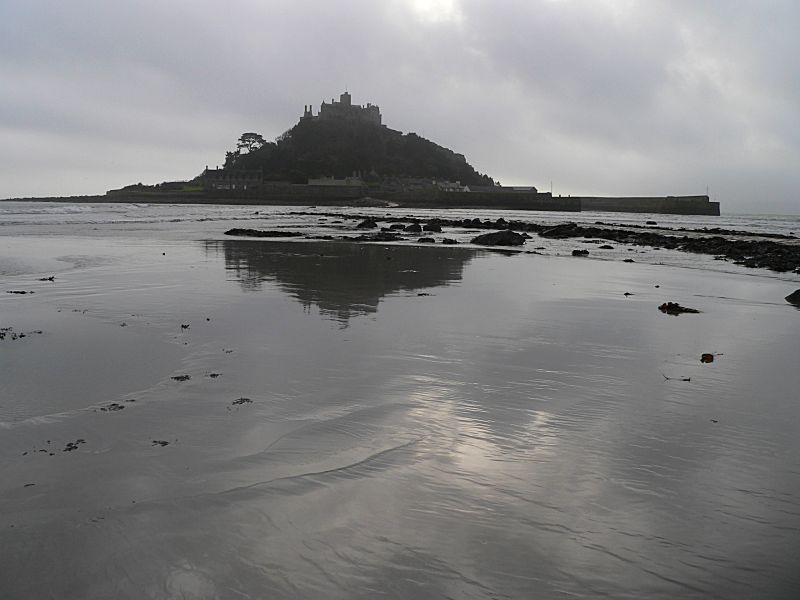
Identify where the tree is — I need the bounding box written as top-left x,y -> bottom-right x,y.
236,132 -> 265,154
224,150 -> 240,169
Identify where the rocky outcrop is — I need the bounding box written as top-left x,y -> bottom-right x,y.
786,289 -> 800,306
280,210 -> 800,274
471,230 -> 526,246
540,223 -> 580,239
538,222 -> 800,273
355,231 -> 402,242
224,228 -> 303,238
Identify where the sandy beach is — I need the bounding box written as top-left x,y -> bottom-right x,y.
2,203 -> 800,599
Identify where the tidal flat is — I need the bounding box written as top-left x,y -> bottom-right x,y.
2,205 -> 800,599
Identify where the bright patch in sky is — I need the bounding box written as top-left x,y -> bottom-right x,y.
409,0 -> 462,23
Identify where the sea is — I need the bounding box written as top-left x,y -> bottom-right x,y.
1,201 -> 799,238
1,201 -> 799,278
1,201 -> 799,599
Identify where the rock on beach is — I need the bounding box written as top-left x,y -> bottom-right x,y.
471,230 -> 527,246
658,302 -> 701,316
224,228 -> 303,238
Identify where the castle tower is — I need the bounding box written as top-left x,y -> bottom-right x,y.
315,91 -> 382,125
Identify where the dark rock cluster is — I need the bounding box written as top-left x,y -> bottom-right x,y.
0,328 -> 43,341
536,223 -> 800,273
224,228 -> 304,238
659,302 -> 701,316
354,231 -> 402,242
63,439 -> 86,452
286,211 -> 800,273
471,230 -> 526,246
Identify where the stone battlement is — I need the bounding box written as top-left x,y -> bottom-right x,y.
302,92 -> 382,126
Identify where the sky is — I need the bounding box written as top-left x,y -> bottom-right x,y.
1,0 -> 798,214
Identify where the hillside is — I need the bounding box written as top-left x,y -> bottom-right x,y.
223,117 -> 495,186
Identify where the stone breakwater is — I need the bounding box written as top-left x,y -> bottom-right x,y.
281,212 -> 800,274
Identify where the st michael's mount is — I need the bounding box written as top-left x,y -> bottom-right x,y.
109,91 -> 719,215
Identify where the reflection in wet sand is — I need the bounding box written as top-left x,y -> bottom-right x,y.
207,240 -> 480,322
3,230 -> 800,599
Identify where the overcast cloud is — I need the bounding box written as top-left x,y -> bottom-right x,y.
1,0 -> 797,213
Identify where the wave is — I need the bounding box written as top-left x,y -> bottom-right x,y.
0,204 -> 94,216
0,214 -> 273,227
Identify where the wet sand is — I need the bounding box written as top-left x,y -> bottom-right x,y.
2,225 -> 800,599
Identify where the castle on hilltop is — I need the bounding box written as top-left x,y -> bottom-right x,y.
302,91 -> 382,126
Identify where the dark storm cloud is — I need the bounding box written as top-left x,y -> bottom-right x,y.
0,0 -> 797,212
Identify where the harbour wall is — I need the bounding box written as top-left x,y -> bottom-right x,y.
8,191 -> 719,216
393,191 -> 580,211
203,186 -> 581,211
576,195 -> 720,216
